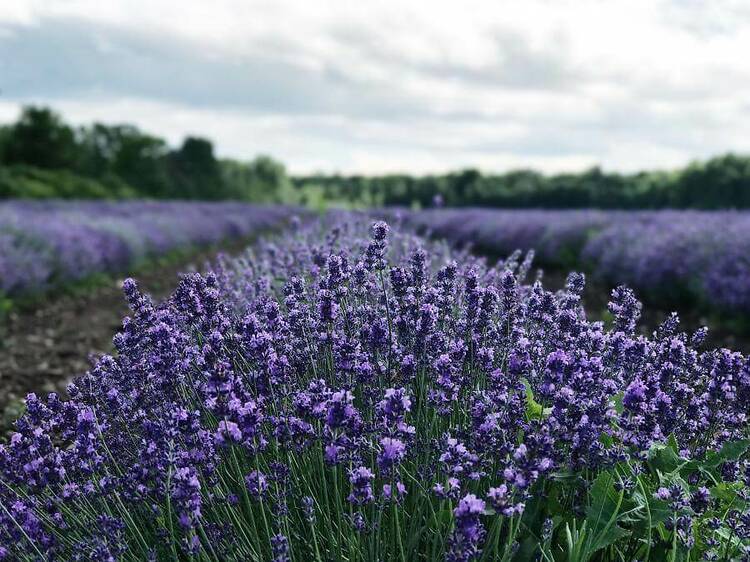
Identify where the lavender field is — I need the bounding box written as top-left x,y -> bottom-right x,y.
5,2 -> 750,559
396,209 -> 750,315
2,215 -> 749,561
0,201 -> 293,297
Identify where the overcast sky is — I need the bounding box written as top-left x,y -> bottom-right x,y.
1,0 -> 749,175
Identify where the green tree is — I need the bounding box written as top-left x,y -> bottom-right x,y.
446,169 -> 481,206
247,155 -> 290,200
76,123 -> 122,178
676,154 -> 750,209
3,106 -> 79,169
0,125 -> 10,162
109,126 -> 171,198
168,137 -> 223,199
220,155 -> 291,202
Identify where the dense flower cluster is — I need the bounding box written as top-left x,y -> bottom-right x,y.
0,200 -> 292,295
1,216 -> 749,560
397,208 -> 750,313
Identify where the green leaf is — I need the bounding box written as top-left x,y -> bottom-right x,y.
710,482 -> 738,503
611,391 -> 624,414
521,378 -> 551,419
647,437 -> 682,474
710,481 -> 750,509
584,472 -> 630,554
719,439 -> 750,459
631,485 -> 671,530
682,439 -> 750,477
599,431 -> 615,448
550,469 -> 578,483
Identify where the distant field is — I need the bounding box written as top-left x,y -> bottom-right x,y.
395,208 -> 750,317
0,200 -> 293,298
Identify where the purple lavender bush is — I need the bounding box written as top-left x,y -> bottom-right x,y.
399,208 -> 750,314
391,208 -> 612,265
582,210 -> 750,312
1,217 -> 749,560
0,200 -> 293,296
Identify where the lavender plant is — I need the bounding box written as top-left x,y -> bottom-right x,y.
397,208 -> 750,314
1,217 -> 749,561
0,200 -> 292,296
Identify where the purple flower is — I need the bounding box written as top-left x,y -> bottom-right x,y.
301,496 -> 315,523
608,286 -> 642,334
214,420 -> 242,444
690,487 -> 711,514
447,494 -> 487,561
325,390 -> 361,431
433,477 -> 462,500
377,437 -> 406,471
365,221 -> 390,270
245,471 -> 269,498
377,388 -> 412,423
171,466 -> 202,528
487,485 -> 523,517
382,481 -> 407,501
271,534 -> 290,562
371,221 -> 389,242
655,487 -> 671,501
347,467 -> 375,505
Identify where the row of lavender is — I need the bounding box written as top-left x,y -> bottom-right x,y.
0,200 -> 293,297
2,216 -> 748,560
395,209 -> 750,313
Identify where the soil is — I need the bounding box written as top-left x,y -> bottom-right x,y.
0,239 -> 253,422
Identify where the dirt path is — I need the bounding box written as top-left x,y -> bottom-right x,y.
0,240 -> 251,421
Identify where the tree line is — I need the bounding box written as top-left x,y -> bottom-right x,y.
2,105 -> 750,208
0,106 -> 290,202
294,156 -> 750,209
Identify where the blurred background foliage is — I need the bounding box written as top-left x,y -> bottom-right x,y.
2,105 -> 750,209
0,106 -> 292,203
295,158 -> 750,209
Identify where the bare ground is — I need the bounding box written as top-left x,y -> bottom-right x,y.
0,240 -> 251,422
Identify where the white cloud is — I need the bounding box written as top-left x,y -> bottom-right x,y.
1,0 -> 749,174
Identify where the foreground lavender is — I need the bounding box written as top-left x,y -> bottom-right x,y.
0,200 -> 292,296
398,209 -> 750,314
1,217 -> 749,561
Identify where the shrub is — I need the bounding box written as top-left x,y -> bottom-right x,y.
1,218 -> 748,561
0,165 -> 138,200
0,201 -> 292,296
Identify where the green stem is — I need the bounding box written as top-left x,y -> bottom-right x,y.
393,502 -> 407,562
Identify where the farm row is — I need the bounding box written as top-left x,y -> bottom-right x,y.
1,215 -> 749,560
0,201 -> 293,297
396,209 -> 750,315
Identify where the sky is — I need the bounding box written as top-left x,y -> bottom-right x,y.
0,0 -> 749,175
